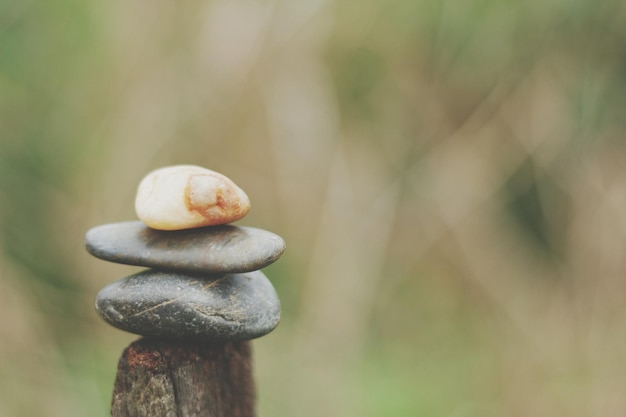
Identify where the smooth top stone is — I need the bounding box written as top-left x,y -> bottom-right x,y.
85,221 -> 285,274
95,269 -> 280,341
135,165 -> 251,230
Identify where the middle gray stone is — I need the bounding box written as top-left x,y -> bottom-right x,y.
85,221 -> 286,274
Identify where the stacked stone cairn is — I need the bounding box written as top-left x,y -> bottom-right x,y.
85,164 -> 285,343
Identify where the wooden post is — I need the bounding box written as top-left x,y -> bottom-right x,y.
111,338 -> 256,417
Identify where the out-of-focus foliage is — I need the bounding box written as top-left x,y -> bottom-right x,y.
2,0 -> 626,416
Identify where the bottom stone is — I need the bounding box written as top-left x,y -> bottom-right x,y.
95,269 -> 280,341
112,338 -> 256,417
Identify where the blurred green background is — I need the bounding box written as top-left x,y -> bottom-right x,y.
2,0 -> 626,415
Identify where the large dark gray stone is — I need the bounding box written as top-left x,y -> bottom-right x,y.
85,221 -> 285,274
95,269 -> 280,341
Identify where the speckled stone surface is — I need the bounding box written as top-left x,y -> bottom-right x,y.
95,269 -> 280,341
85,221 -> 285,274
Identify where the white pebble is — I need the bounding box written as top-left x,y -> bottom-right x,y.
135,165 -> 250,230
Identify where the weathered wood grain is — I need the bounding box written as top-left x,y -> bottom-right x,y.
111,338 -> 256,417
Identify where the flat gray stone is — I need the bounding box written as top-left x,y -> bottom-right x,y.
95,269 -> 280,341
85,221 -> 285,274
